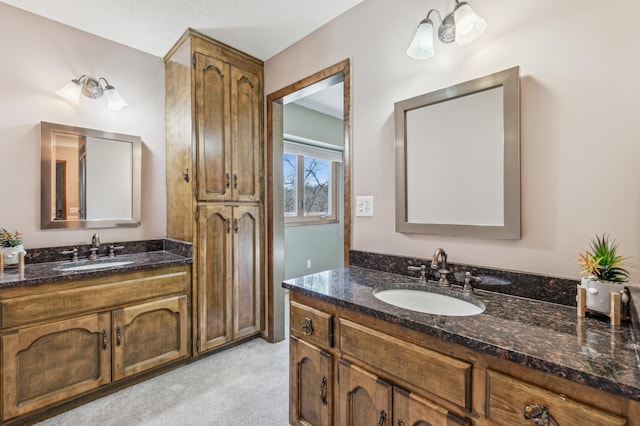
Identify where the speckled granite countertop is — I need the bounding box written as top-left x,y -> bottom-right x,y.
0,250 -> 192,289
283,266 -> 640,402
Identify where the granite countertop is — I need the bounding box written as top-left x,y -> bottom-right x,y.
0,250 -> 192,289
283,266 -> 640,402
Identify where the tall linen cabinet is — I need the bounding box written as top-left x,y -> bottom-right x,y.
164,30 -> 264,354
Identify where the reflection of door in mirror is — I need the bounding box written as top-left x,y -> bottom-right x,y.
52,133 -> 82,221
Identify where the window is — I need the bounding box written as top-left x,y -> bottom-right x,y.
283,139 -> 342,225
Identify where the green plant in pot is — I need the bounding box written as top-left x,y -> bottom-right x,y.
578,234 -> 629,313
0,228 -> 26,266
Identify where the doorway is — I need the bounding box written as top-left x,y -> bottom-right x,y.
265,59 -> 351,342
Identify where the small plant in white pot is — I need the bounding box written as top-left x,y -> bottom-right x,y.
578,234 -> 629,313
0,228 -> 26,266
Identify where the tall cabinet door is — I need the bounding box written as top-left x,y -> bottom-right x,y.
338,360 -> 392,426
230,66 -> 261,202
290,336 -> 333,426
198,204 -> 233,351
194,52 -> 231,202
112,295 -> 189,381
1,313 -> 111,420
232,204 -> 261,339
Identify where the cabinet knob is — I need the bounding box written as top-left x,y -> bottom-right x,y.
116,326 -> 122,346
396,420 -> 405,426
226,173 -> 231,188
233,174 -> 238,189
301,318 -> 313,336
101,330 -> 108,351
523,404 -> 558,426
181,168 -> 189,182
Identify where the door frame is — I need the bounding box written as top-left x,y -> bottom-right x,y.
264,59 -> 352,342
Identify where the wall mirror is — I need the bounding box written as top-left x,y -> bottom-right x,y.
41,122 -> 142,229
394,66 -> 520,239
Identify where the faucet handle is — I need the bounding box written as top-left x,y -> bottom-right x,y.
108,245 -> 124,258
60,248 -> 79,262
408,265 -> 427,283
464,272 -> 482,293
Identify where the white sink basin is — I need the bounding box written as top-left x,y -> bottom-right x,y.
373,288 -> 485,316
59,261 -> 133,272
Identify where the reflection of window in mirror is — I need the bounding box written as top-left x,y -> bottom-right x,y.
52,133 -> 82,221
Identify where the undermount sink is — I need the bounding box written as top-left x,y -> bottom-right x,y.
373,287 -> 485,316
59,261 -> 133,272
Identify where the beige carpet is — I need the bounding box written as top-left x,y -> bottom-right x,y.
36,336 -> 290,426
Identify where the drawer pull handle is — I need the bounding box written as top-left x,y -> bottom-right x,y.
377,409 -> 387,426
116,326 -> 122,346
523,404 -> 558,426
301,318 -> 313,336
101,330 -> 107,350
226,173 -> 231,188
233,174 -> 238,189
320,376 -> 328,406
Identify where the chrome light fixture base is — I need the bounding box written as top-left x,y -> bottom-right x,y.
80,77 -> 104,99
56,75 -> 128,110
438,13 -> 456,43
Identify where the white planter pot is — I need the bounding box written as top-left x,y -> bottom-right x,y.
0,245 -> 26,266
582,277 -> 621,314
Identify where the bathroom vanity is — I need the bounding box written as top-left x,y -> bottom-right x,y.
284,267 -> 640,425
0,246 -> 191,424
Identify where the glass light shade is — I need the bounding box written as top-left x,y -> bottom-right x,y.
453,2 -> 487,46
56,79 -> 82,105
406,19 -> 435,59
104,86 -> 128,111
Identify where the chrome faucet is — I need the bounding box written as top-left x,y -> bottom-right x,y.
431,248 -> 451,287
88,233 -> 100,260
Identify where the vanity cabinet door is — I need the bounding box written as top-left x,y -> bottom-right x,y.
338,360 -> 392,426
393,387 -> 471,426
112,295 -> 189,381
290,336 -> 333,426
1,313 -> 111,421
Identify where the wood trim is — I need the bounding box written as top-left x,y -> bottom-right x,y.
265,59 -> 352,343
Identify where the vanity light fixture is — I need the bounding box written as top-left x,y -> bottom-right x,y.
406,0 -> 487,59
56,75 -> 128,111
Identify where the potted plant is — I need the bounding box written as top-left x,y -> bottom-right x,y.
0,228 -> 26,266
578,234 -> 629,313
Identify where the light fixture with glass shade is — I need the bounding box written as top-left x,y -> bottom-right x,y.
406,0 -> 487,59
56,75 -> 128,110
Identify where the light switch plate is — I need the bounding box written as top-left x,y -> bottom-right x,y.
356,196 -> 374,217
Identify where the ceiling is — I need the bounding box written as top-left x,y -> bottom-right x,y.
1,0 -> 366,60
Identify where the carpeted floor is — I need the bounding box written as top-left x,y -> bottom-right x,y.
36,336 -> 290,426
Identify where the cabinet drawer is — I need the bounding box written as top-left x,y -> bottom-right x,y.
0,268 -> 188,328
290,301 -> 334,348
486,370 -> 626,425
339,319 -> 472,410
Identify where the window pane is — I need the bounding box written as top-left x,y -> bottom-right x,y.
283,154 -> 297,217
303,157 -> 330,217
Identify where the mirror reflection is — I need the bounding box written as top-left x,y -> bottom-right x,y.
41,122 -> 142,229
394,67 -> 520,239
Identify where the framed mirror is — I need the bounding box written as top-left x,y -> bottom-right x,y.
41,122 -> 142,229
394,66 -> 520,239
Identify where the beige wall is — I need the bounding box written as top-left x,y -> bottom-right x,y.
0,3 -> 166,248
265,0 -> 640,280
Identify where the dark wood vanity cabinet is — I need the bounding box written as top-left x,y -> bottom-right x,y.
0,266 -> 190,422
289,292 -> 636,426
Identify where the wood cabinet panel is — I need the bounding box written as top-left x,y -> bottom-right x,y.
339,318 -> 472,410
232,204 -> 261,339
338,360 -> 392,426
290,301 -> 334,348
2,313 -> 111,420
198,204 -> 233,351
195,52 -> 231,202
486,370 -> 626,426
112,295 -> 189,381
1,269 -> 188,328
290,336 -> 333,426
393,387 -> 470,426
